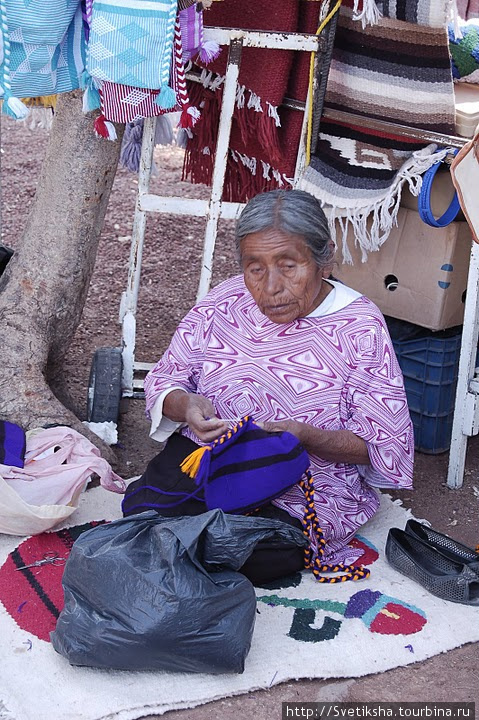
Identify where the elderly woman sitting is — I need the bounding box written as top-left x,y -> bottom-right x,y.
123,189 -> 413,583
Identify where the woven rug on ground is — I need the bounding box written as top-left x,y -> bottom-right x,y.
0,486 -> 478,720
298,0 -> 457,259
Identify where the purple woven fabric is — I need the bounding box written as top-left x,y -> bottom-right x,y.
179,3 -> 203,61
0,421 -> 26,469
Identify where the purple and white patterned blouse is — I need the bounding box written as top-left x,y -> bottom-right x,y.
144,275 -> 414,565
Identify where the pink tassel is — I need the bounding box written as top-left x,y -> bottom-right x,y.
94,115 -> 117,141
198,39 -> 221,64
179,105 -> 201,129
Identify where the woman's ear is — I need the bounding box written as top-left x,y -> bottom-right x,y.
322,264 -> 333,279
321,240 -> 336,277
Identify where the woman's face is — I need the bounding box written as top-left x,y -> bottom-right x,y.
241,228 -> 331,324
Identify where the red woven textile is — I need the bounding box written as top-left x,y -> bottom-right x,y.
183,0 -> 324,202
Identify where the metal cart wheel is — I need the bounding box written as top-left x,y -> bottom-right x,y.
86,347 -> 123,423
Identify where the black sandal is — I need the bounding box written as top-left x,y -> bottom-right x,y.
386,528 -> 479,606
405,519 -> 479,571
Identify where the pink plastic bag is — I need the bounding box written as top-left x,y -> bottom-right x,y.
0,426 -> 126,535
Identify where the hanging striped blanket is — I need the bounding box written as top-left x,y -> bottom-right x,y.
298,0 -> 456,257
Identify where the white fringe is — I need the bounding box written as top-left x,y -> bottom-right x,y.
352,0 -> 382,28
299,144 -> 451,263
235,150 -> 257,175
267,101 -> 281,128
22,106 -> 53,131
227,150 -> 294,188
235,83 -> 245,109
448,0 -> 462,38
247,90 -> 262,112
271,168 -> 284,186
210,74 -> 225,91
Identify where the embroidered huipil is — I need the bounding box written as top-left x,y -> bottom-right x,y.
144,276 -> 414,566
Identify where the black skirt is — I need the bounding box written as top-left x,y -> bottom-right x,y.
122,433 -> 305,585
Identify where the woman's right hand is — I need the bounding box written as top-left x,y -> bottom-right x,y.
184,394 -> 229,443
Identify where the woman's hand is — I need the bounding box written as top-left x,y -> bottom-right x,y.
257,419 -> 304,441
257,419 -> 370,465
163,390 -> 229,443
184,394 -> 229,443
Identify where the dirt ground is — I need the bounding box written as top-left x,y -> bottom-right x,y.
1,116 -> 478,714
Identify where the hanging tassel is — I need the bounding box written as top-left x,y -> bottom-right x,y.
179,105 -> 201,129
80,70 -> 101,113
155,84 -> 177,110
155,114 -> 174,146
2,92 -> 29,120
198,39 -> 221,64
176,127 -> 189,148
120,121 -> 143,172
180,445 -> 210,480
94,114 -> 117,140
82,82 -> 100,113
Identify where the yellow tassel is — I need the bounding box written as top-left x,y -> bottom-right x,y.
22,95 -> 57,109
180,446 -> 210,479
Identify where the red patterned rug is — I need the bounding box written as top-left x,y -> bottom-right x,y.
0,488 -> 477,720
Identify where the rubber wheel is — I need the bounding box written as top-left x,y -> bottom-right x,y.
86,347 -> 123,423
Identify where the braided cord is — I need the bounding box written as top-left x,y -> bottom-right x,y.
174,16 -> 187,108
300,470 -> 370,583
0,0 -> 12,100
160,0 -> 178,88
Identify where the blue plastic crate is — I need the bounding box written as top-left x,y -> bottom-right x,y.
391,333 -> 463,454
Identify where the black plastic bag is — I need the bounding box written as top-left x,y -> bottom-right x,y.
51,509 -> 306,673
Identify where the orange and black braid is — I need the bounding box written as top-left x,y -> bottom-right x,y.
300,470 -> 370,583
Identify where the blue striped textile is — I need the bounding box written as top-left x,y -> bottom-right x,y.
3,0 -> 85,98
86,0 -> 177,91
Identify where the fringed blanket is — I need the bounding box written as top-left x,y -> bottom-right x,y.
298,0 -> 457,257
182,0 -> 352,201
182,0 -> 301,202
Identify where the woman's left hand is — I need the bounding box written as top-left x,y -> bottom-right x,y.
256,419 -> 304,442
257,419 -> 370,465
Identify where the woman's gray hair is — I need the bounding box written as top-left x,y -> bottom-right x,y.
235,189 -> 334,269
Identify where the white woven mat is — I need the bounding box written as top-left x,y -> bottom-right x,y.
0,487 -> 477,720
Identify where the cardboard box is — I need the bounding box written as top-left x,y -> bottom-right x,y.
455,83 -> 479,138
333,208 -> 472,331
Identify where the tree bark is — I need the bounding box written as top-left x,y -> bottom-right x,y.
0,90 -> 123,458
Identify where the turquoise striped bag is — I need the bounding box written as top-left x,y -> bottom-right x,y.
0,0 -> 85,117
86,0 -> 178,109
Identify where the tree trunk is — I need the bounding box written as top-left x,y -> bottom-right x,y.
0,90 -> 123,459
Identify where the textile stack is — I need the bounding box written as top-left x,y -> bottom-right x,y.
299,0 -> 457,256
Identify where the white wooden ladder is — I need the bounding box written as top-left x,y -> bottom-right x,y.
119,25 -> 324,398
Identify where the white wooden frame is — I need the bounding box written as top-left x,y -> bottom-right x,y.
446,241 -> 479,488
119,27 -> 322,396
